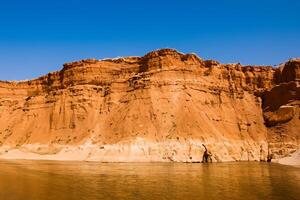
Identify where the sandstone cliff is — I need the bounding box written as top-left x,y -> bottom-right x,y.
0,49 -> 299,163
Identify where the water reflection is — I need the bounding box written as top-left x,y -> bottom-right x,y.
0,160 -> 299,200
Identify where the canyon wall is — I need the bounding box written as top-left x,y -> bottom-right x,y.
0,49 -> 299,162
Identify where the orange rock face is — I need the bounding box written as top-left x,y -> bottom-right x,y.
0,49 -> 299,162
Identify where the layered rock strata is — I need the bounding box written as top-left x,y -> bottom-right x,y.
0,49 -> 299,163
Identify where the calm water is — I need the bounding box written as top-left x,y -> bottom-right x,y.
0,160 -> 299,200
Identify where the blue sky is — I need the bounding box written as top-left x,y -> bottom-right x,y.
0,0 -> 299,80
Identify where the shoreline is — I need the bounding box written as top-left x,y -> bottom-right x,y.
0,139 -> 299,166
276,149 -> 300,166
0,138 -> 268,163
0,157 -> 299,169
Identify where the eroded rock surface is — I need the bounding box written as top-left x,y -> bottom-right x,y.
0,49 -> 299,162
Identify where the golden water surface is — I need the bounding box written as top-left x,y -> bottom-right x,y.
0,160 -> 299,200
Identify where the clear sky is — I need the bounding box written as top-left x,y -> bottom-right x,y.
0,0 -> 299,80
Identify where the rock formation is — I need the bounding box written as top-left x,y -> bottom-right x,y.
0,49 -> 299,163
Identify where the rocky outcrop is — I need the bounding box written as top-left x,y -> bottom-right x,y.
0,49 -> 299,163
260,60 -> 300,161
276,58 -> 300,83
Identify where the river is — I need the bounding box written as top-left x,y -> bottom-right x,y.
0,160 -> 299,200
